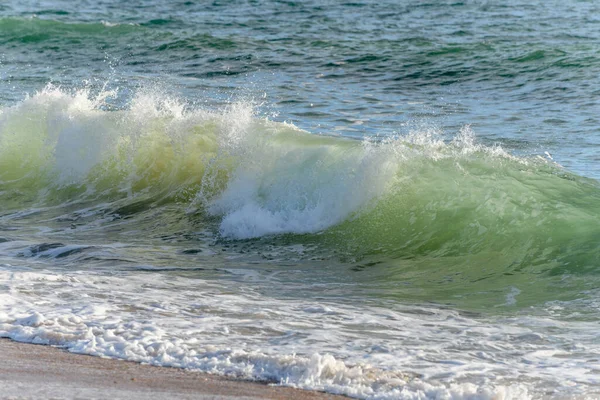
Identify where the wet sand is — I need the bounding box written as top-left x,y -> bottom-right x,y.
0,338 -> 347,399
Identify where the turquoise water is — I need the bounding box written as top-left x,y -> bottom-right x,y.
1,1 -> 600,399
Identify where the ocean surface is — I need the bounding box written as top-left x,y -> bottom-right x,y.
1,1 -> 599,398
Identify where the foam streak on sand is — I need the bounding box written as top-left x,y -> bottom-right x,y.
0,338 -> 344,400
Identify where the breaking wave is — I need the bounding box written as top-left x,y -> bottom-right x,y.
1,85 -> 599,309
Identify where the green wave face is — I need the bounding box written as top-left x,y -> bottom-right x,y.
324,147 -> 600,309
2,86 -> 599,310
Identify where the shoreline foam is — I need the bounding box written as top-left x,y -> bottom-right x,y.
0,338 -> 347,400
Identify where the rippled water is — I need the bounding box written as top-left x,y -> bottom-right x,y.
1,1 -> 600,399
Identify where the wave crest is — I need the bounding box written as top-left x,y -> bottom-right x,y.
1,85 -> 599,291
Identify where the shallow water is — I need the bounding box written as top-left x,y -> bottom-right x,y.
1,1 -> 600,399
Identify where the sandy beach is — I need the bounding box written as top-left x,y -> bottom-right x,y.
0,338 -> 347,400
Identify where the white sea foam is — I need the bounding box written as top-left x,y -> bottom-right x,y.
1,265 -> 598,399
209,136 -> 398,239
